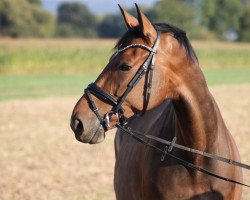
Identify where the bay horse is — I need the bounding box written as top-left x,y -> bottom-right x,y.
70,4 -> 243,200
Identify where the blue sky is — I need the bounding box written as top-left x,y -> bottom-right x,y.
42,0 -> 156,14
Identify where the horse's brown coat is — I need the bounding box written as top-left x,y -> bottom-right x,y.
71,5 -> 242,200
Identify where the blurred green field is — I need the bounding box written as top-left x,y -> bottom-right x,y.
0,39 -> 115,73
0,39 -> 250,73
0,73 -> 97,101
1,69 -> 250,101
0,39 -> 250,101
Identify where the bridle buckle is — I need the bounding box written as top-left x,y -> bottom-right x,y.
161,136 -> 177,161
104,111 -> 119,129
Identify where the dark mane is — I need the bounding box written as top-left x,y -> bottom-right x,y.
115,23 -> 198,61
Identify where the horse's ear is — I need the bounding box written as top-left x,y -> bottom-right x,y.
135,3 -> 157,41
118,4 -> 138,30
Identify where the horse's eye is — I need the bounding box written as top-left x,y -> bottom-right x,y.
119,64 -> 132,71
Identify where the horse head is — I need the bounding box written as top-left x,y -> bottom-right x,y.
70,4 -> 196,144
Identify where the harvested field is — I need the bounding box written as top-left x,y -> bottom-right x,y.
0,85 -> 249,200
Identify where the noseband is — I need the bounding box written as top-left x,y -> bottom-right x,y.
84,28 -> 161,130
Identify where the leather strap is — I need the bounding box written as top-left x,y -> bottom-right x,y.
116,123 -> 250,187
143,133 -> 250,170
85,83 -> 117,107
113,30 -> 161,113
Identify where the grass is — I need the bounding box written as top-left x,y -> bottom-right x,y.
192,41 -> 250,68
1,69 -> 250,101
0,73 -> 98,101
0,39 -> 250,74
204,68 -> 250,86
0,39 -> 250,101
0,39 -> 115,73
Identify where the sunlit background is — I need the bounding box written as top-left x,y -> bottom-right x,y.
0,0 -> 250,199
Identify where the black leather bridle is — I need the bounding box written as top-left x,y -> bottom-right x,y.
84,29 -> 161,131
83,27 -> 250,187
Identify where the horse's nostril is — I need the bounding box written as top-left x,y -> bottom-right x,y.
74,119 -> 80,131
71,118 -> 84,137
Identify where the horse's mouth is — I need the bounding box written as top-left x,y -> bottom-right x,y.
75,125 -> 105,144
89,126 -> 105,144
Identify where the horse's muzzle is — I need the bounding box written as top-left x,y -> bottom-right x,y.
70,116 -> 105,144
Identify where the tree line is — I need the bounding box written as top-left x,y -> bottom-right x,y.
0,0 -> 250,41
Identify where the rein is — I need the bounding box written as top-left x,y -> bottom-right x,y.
116,123 -> 250,187
83,26 -> 250,187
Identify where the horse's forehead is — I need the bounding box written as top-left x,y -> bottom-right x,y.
118,37 -> 147,51
110,43 -> 149,64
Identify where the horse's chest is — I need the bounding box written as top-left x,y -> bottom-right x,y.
114,140 -> 191,199
114,139 -> 220,200
114,138 -> 152,199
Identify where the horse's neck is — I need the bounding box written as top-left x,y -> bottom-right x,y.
127,100 -> 175,137
127,66 -> 226,152
173,66 -> 224,152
